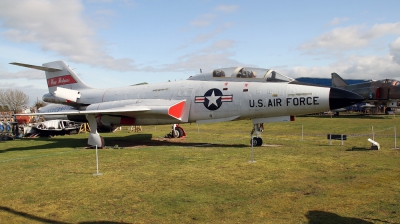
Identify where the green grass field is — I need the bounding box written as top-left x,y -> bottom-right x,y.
0,115 -> 399,223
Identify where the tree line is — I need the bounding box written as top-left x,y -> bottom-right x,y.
0,89 -> 46,112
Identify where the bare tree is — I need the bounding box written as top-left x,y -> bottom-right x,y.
0,89 -> 30,111
33,99 -> 47,109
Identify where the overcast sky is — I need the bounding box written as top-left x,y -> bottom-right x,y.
1,0 -> 400,104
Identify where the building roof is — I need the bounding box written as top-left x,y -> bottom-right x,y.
296,77 -> 368,87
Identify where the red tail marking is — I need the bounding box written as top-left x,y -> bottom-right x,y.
47,75 -> 77,87
168,101 -> 185,119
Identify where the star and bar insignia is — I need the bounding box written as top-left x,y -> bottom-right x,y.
195,88 -> 233,111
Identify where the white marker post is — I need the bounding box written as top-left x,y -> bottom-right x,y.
341,134 -> 344,146
249,134 -> 256,163
394,126 -> 399,149
93,145 -> 103,176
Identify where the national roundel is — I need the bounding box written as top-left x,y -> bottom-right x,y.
194,88 -> 233,111
204,88 -> 223,110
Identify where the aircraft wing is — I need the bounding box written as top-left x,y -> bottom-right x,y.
19,99 -> 189,122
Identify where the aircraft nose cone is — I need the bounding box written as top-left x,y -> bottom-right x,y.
329,87 -> 365,110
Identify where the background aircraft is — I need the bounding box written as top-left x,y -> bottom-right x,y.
332,73 -> 400,112
12,61 -> 364,147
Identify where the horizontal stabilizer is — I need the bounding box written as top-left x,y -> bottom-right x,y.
10,62 -> 62,72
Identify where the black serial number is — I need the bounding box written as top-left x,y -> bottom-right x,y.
249,97 -> 319,107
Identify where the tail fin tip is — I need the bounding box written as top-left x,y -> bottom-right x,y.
331,72 -> 349,87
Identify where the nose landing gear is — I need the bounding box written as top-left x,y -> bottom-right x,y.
250,123 -> 263,146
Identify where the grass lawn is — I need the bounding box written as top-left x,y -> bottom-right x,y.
0,115 -> 399,223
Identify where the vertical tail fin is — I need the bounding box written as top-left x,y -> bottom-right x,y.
43,61 -> 92,93
11,61 -> 93,104
10,61 -> 92,93
331,73 -> 349,87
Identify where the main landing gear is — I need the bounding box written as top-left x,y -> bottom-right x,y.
250,123 -> 264,146
165,124 -> 186,138
86,114 -> 105,148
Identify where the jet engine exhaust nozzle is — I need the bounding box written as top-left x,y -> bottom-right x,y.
329,88 -> 365,110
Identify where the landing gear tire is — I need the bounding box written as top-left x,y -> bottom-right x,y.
172,127 -> 184,138
172,130 -> 179,138
251,137 -> 263,146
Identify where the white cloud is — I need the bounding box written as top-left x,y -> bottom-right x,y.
201,40 -> 236,53
365,22 -> 400,39
326,17 -> 349,26
0,69 -> 43,80
94,9 -> 116,17
189,4 -> 238,28
390,37 -> 400,65
299,25 -> 368,50
142,39 -> 239,74
293,21 -> 400,82
190,14 -> 216,27
338,55 -> 400,79
299,22 -> 400,51
192,22 -> 233,43
214,5 -> 238,13
0,82 -> 20,88
162,52 -> 241,73
0,0 -> 136,71
86,0 -> 136,7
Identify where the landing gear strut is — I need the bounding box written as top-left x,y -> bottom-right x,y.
250,123 -> 263,146
86,114 -> 105,148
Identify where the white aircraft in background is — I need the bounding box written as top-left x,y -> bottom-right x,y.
12,61 -> 364,147
38,104 -> 117,132
37,104 -> 73,120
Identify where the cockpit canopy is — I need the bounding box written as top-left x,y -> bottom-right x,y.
188,67 -> 294,83
378,79 -> 400,86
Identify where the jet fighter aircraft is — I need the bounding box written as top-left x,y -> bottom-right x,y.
332,73 -> 400,109
12,61 -> 364,147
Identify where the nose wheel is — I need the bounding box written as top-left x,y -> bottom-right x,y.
250,123 -> 263,147
251,137 -> 263,146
